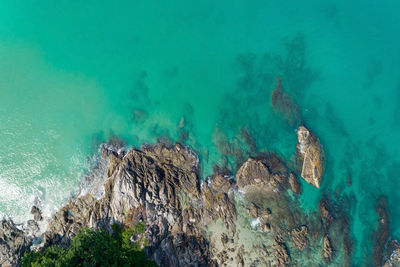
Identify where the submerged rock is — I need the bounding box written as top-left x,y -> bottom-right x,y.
374,196 -> 391,266
271,77 -> 302,126
296,125 -> 324,188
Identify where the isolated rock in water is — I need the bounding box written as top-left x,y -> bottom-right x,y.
322,235 -> 334,263
296,126 -> 324,188
0,220 -> 32,266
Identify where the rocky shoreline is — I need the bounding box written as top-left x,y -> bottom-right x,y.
0,128 -> 398,266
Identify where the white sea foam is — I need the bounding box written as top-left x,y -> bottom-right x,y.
251,218 -> 260,229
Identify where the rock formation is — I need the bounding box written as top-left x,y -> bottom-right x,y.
323,234 -> 334,263
0,220 -> 32,267
296,125 -> 324,188
289,173 -> 301,194
383,240 -> 400,267
291,225 -> 308,251
30,206 -> 43,222
0,141 -> 345,266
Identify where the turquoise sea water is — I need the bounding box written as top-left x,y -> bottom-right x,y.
1,0 -> 400,264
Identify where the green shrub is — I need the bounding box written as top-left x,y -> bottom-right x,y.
22,224 -> 157,267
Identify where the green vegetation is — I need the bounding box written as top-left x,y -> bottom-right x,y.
21,224 -> 157,267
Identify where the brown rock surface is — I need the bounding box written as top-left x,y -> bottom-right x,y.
273,236 -> 290,266
0,220 -> 32,266
289,173 -> 301,194
2,140 -> 350,266
384,240 -> 400,267
291,225 -> 308,251
296,126 -> 324,188
44,144 -> 210,266
323,235 -> 334,263
236,158 -> 288,193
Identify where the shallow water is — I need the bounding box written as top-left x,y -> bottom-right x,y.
1,0 -> 400,264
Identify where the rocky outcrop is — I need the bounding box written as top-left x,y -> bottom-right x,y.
43,143 -> 211,266
384,240 -> 400,267
322,234 -> 334,263
273,236 -> 290,266
30,206 -> 43,221
0,220 -> 32,266
2,141 -> 345,266
291,225 -> 308,251
289,173 -> 301,194
202,175 -> 236,231
296,126 -> 324,188
236,157 -> 288,193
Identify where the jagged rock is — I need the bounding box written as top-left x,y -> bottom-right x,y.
236,245 -> 245,266
30,205 -> 43,221
202,175 -> 236,231
249,202 -> 260,218
42,144 -> 212,266
291,225 -> 308,251
236,158 -> 287,193
296,126 -> 324,188
5,141 -> 340,266
208,175 -> 233,193
273,236 -> 290,266
289,173 -> 301,194
319,197 -> 334,228
323,235 -> 334,263
26,220 -> 40,236
142,142 -> 199,173
106,151 -> 122,177
384,240 -> 400,267
0,220 -> 32,266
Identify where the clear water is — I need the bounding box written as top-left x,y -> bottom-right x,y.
1,0 -> 400,264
